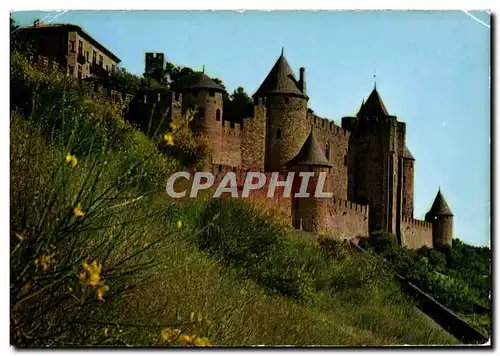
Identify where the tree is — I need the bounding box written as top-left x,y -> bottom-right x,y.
223,86 -> 253,124
10,16 -> 32,54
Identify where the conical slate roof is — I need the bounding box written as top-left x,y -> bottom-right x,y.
403,145 -> 415,160
356,98 -> 365,116
358,88 -> 389,117
171,72 -> 225,92
253,52 -> 306,98
428,189 -> 453,216
287,131 -> 332,168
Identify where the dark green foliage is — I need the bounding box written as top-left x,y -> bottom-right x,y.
223,86 -> 254,124
361,233 -> 491,335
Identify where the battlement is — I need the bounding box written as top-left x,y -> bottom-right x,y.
140,89 -> 173,105
81,81 -> 134,105
308,112 -> 351,138
402,216 -> 432,229
222,120 -> 242,136
330,196 -> 369,214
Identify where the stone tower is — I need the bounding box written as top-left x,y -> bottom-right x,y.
342,87 -> 406,235
253,49 -> 309,172
171,72 -> 226,164
400,146 -> 415,218
145,52 -> 168,83
425,189 -> 454,248
287,131 -> 332,233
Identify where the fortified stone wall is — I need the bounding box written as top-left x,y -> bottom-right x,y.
308,112 -> 350,200
220,121 -> 242,167
400,217 -> 433,249
296,196 -> 369,238
241,102 -> 266,170
402,158 -> 415,218
210,165 -> 292,219
80,81 -> 135,106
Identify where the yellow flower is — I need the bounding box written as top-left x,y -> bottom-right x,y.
177,220 -> 183,229
104,327 -> 109,337
96,283 -> 109,301
80,260 -> 102,286
73,203 -> 85,217
194,337 -> 210,346
190,311 -> 195,322
164,133 -> 174,146
179,334 -> 196,345
169,122 -> 177,131
66,154 -> 78,168
35,250 -> 55,271
161,328 -> 181,343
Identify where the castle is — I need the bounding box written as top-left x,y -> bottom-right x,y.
132,51 -> 454,249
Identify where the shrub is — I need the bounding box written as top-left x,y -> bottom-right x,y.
10,117 -> 175,346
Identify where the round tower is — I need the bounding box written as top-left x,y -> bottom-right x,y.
253,50 -> 309,172
172,72 -> 225,163
287,131 -> 332,233
402,145 -> 415,218
425,189 -> 454,248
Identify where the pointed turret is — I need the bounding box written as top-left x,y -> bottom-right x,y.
287,131 -> 332,168
356,98 -> 365,116
253,51 -> 306,98
357,87 -> 389,117
426,188 -> 454,248
428,189 -> 453,217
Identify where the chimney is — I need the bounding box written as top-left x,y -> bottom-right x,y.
299,67 -> 306,95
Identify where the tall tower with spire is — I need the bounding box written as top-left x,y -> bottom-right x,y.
341,85 -> 409,236
253,49 -> 309,172
425,189 -> 454,247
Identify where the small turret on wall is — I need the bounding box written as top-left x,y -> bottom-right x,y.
425,188 -> 454,248
287,131 -> 332,232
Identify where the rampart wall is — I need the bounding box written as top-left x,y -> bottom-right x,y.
400,217 -> 433,249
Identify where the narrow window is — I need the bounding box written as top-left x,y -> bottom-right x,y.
276,128 -> 282,139
78,40 -> 83,56
92,51 -> 96,65
325,142 -> 330,160
216,108 -> 221,121
209,89 -> 215,97
86,51 -> 89,61
70,40 -> 75,53
99,55 -> 103,67
77,65 -> 82,80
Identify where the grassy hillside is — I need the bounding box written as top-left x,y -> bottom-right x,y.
10,52 -> 458,347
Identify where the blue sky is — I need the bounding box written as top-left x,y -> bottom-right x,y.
12,10 -> 491,247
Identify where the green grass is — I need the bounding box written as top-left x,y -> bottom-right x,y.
10,52 -> 459,347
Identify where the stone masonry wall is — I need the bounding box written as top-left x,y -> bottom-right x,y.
241,102 -> 266,170
308,112 -> 350,200
400,217 -> 433,249
220,121 -> 242,167
266,95 -> 309,171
